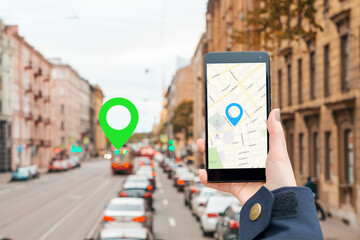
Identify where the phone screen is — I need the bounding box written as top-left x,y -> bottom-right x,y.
206,62 -> 267,169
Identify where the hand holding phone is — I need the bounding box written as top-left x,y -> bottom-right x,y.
198,109 -> 297,205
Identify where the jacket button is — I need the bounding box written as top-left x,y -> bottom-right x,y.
250,203 -> 262,221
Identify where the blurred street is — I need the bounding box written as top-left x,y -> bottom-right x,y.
0,158 -> 210,240
0,159 -> 123,240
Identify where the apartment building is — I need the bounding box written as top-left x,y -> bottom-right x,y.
6,25 -> 53,169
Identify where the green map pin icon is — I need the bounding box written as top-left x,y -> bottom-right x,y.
99,98 -> 139,149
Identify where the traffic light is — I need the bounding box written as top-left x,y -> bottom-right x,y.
71,145 -> 76,153
114,149 -> 120,155
168,139 -> 175,151
76,146 -> 82,153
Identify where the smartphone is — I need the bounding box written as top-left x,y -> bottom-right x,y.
204,51 -> 271,182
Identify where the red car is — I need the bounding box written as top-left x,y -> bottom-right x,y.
48,160 -> 63,172
112,161 -> 133,175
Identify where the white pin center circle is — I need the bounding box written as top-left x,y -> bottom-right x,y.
229,105 -> 240,118
106,105 -> 131,130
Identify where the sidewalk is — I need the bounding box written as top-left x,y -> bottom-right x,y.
321,218 -> 360,240
0,172 -> 11,185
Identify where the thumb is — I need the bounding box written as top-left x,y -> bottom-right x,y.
267,109 -> 287,154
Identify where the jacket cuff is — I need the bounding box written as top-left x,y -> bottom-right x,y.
239,186 -> 274,240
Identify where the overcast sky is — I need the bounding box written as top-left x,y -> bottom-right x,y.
0,0 -> 207,133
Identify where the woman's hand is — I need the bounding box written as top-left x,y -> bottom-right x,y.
197,108 -> 296,205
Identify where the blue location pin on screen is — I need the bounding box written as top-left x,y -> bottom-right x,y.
225,103 -> 243,126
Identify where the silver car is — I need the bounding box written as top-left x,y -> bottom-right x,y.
191,187 -> 217,220
103,197 -> 153,232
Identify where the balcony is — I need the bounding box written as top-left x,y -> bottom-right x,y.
24,61 -> 32,70
26,138 -> 34,146
43,75 -> 50,82
25,112 -> 33,121
44,140 -> 51,147
34,68 -> 42,78
25,85 -> 33,94
43,96 -> 50,103
35,115 -> 42,124
34,90 -> 42,100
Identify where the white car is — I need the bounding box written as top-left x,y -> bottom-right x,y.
103,197 -> 153,231
191,187 -> 217,219
100,222 -> 154,240
26,165 -> 39,178
200,194 -> 239,235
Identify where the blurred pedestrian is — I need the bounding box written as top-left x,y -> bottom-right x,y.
197,109 -> 323,240
305,176 -> 326,221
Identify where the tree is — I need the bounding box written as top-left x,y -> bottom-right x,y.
232,0 -> 323,51
170,100 -> 193,140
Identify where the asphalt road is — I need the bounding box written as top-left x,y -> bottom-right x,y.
152,163 -> 208,240
0,159 -> 124,240
0,158 -> 210,240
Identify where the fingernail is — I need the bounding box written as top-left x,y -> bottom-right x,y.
275,108 -> 280,122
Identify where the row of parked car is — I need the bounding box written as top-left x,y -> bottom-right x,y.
48,156 -> 81,172
160,158 -> 242,240
96,155 -> 160,240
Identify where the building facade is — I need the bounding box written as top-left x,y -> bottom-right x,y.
90,84 -> 106,155
0,20 -> 12,172
6,25 -> 53,170
165,65 -> 195,157
50,59 -> 83,157
272,0 -> 360,227
190,0 -> 360,227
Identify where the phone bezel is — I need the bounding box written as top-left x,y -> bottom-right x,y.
204,51 -> 271,182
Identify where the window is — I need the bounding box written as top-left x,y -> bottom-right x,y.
61,136 -> 65,144
286,55 -> 292,106
310,51 -> 316,99
344,129 -> 354,184
61,104 -> 65,113
289,133 -> 294,167
60,86 -> 65,96
61,121 -> 65,130
278,70 -> 282,108
325,132 -> 333,181
324,45 -> 330,96
298,59 -> 303,103
341,34 -> 350,91
313,132 -> 320,178
299,133 -> 305,175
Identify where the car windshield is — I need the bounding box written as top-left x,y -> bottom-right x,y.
124,189 -> 147,195
17,168 -> 28,174
126,179 -> 148,184
107,203 -> 143,211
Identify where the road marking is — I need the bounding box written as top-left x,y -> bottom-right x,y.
38,178 -> 111,240
168,217 -> 176,227
159,189 -> 164,194
162,199 -> 168,206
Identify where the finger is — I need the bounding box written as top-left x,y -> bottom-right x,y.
196,139 -> 205,153
198,169 -> 208,185
267,109 -> 287,153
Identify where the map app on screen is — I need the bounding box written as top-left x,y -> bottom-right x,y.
206,63 -> 267,169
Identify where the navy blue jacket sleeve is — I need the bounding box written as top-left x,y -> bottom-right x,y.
239,186 -> 323,240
